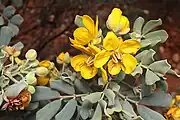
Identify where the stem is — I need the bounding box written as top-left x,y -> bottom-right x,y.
4,73 -> 19,83
116,92 -> 138,104
61,63 -> 66,72
56,93 -> 88,100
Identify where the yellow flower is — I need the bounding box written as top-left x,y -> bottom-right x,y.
70,15 -> 101,46
94,32 -> 140,75
71,44 -> 108,82
37,76 -> 50,86
106,8 -> 130,35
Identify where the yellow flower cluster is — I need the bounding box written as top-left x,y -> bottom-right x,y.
165,95 -> 180,120
70,8 -> 140,83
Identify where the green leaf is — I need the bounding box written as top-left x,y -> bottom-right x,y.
136,49 -> 156,65
131,65 -> 143,76
103,89 -> 115,106
137,105 -> 165,120
108,82 -> 120,92
0,26 -> 13,45
81,92 -> 102,103
167,69 -> 180,78
142,37 -> 161,47
80,100 -> 93,119
145,69 -> 160,85
133,116 -> 144,120
144,30 -> 168,43
74,79 -> 92,93
91,103 -> 102,120
10,14 -> 24,26
74,15 -> 84,27
50,80 -> 75,95
133,17 -> 145,35
149,60 -> 171,75
5,81 -> 28,97
55,99 -> 77,120
142,19 -> 162,35
36,100 -> 61,120
0,16 -> 4,25
8,23 -> 19,36
13,42 -> 24,50
121,100 -> 137,117
141,49 -> 156,65
156,80 -> 168,92
12,0 -> 23,8
106,97 -> 122,115
99,100 -> 111,118
32,86 -> 60,101
139,91 -> 172,107
27,102 -> 39,111
3,6 -> 16,18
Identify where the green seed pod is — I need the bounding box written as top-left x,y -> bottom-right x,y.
36,67 -> 49,77
27,85 -> 36,94
25,49 -> 37,61
30,60 -> 39,67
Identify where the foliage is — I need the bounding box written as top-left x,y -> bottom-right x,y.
0,5 -> 179,120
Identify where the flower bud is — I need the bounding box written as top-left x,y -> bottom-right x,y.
27,85 -> 36,94
37,76 -> 50,86
15,57 -> 24,65
39,60 -> 54,69
57,52 -> 71,64
25,72 -> 37,86
25,49 -> 37,61
36,67 -> 49,77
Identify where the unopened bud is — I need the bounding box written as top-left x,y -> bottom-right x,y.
25,72 -> 37,86
27,85 -> 36,94
25,49 -> 37,61
36,67 -> 49,77
37,76 -> 50,86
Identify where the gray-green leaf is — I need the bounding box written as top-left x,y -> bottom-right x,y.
103,89 -> 115,106
91,103 -> 102,120
80,100 -> 93,119
137,105 -> 165,120
0,16 -> 4,25
5,81 -> 28,97
0,26 -> 13,45
74,79 -> 92,93
140,91 -> 172,107
106,97 -> 122,115
131,65 -> 143,76
81,92 -> 102,103
142,19 -> 162,35
167,69 -> 180,78
108,82 -> 120,92
3,6 -> 16,18
8,23 -> 19,36
32,86 -> 60,101
50,80 -> 75,95
121,100 -> 137,117
99,100 -> 111,118
10,14 -> 24,26
36,100 -> 61,120
133,17 -> 144,35
145,69 -> 160,85
149,60 -> 171,75
144,30 -> 168,43
55,99 -> 77,120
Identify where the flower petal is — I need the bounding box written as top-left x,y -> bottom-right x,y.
106,8 -> 122,32
103,32 -> 121,51
71,44 -> 91,55
95,15 -> 99,35
88,44 -> 101,55
69,37 -> 82,45
118,16 -> 130,34
100,67 -> 108,83
82,15 -> 95,35
94,50 -> 110,68
71,55 -> 87,72
107,60 -> 122,75
73,27 -> 92,45
121,54 -> 137,74
119,40 -> 140,54
80,65 -> 98,79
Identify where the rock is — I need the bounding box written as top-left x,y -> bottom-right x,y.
172,53 -> 180,63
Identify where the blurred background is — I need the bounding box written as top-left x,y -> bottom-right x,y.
0,0 -> 180,92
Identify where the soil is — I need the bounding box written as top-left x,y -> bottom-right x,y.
0,0 -> 180,119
